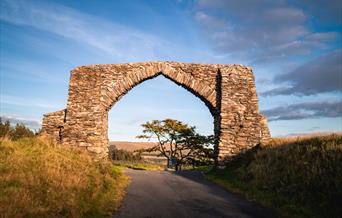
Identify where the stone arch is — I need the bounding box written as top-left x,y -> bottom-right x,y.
41,61 -> 270,165
104,69 -> 216,114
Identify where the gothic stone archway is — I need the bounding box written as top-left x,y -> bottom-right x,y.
42,61 -> 270,165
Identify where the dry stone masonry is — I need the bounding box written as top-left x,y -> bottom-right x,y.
42,61 -> 270,164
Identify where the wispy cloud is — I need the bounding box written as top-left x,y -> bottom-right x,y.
0,0 -> 175,62
0,94 -> 61,109
1,58 -> 68,84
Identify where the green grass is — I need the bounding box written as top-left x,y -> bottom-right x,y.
0,137 -> 130,217
112,160 -> 165,171
181,165 -> 213,172
206,134 -> 342,218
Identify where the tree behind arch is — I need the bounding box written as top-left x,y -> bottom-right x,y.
137,119 -> 214,170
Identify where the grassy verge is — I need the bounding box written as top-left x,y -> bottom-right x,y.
112,160 -> 165,171
0,137 -> 130,217
206,134 -> 342,218
181,165 -> 213,172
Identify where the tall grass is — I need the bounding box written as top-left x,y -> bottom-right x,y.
207,134 -> 342,218
112,160 -> 166,171
0,137 -> 129,217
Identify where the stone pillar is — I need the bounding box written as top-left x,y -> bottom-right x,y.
41,109 -> 66,143
61,66 -> 109,158
217,66 -> 270,164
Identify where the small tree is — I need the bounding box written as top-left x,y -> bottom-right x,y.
137,119 -> 214,170
0,119 -> 35,140
0,119 -> 12,138
12,123 -> 35,140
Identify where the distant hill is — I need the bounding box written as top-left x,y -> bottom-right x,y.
111,132 -> 342,151
109,141 -> 157,152
277,131 -> 342,139
110,141 -> 167,164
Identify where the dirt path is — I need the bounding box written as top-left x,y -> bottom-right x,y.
114,169 -> 276,218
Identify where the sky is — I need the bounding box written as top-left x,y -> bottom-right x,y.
0,0 -> 341,141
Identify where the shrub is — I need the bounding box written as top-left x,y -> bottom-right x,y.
0,119 -> 35,140
0,120 -> 11,138
12,123 -> 35,140
109,144 -> 142,162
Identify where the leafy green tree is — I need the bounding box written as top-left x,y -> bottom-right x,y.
137,119 -> 214,170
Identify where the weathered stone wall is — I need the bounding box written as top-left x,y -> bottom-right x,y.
42,61 -> 270,163
41,109 -> 66,143
218,66 -> 271,161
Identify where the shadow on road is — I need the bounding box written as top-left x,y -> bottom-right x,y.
114,169 -> 277,218
172,170 -> 277,218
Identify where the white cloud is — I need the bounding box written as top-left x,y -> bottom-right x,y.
0,114 -> 41,130
195,11 -> 228,29
305,32 -> 339,42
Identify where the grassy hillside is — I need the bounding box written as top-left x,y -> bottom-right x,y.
0,137 -> 129,218
207,134 -> 342,218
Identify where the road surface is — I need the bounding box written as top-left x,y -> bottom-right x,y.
114,169 -> 276,218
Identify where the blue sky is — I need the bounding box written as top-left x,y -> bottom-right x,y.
0,0 -> 341,141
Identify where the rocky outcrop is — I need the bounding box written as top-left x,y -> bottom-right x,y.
42,61 -> 270,163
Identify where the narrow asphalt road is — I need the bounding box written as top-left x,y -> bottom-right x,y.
114,169 -> 276,218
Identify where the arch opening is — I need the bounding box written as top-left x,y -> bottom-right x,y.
107,75 -> 215,167
106,72 -> 216,116
107,74 -> 215,142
